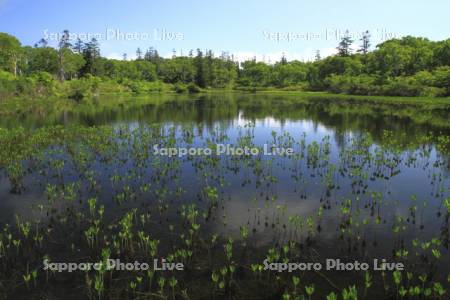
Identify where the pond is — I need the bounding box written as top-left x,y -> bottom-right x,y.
0,92 -> 449,299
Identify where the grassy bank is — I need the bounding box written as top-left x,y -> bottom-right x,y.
255,90 -> 450,107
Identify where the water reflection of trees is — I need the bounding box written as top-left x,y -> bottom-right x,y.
3,93 -> 450,152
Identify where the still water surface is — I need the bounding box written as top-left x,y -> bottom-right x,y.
1,93 -> 449,287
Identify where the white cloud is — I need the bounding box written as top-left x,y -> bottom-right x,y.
230,47 -> 337,64
105,53 -> 124,60
105,47 -> 338,63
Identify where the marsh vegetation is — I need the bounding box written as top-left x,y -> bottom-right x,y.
0,93 -> 449,299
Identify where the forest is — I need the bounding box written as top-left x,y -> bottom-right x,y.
1,30 -> 450,100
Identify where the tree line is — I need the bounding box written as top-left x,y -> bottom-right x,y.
1,30 -> 449,98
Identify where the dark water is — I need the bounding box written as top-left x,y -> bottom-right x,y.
1,93 -> 449,298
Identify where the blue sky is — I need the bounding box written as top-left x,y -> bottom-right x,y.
1,0 -> 449,62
